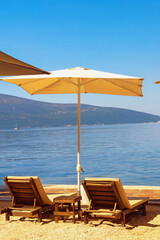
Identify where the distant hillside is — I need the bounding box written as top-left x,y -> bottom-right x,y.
0,94 -> 160,129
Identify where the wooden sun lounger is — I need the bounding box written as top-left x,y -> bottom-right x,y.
82,178 -> 149,227
1,176 -> 54,222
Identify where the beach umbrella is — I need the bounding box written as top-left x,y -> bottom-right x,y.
0,51 -> 49,76
0,67 -> 144,193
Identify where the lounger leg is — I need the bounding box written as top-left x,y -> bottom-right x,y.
73,203 -> 75,224
73,214 -> 76,224
120,213 -> 125,227
84,214 -> 88,224
55,203 -> 59,223
68,203 -> 71,211
5,212 -> 10,221
38,211 -> 42,223
142,204 -> 147,216
78,201 -> 81,219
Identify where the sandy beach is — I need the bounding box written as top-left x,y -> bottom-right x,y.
0,204 -> 160,240
0,185 -> 160,240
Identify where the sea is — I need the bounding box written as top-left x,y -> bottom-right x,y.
0,123 -> 160,187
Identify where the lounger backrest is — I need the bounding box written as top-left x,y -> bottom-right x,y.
4,176 -> 52,206
82,178 -> 131,210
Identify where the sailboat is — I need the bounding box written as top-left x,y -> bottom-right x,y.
14,123 -> 19,130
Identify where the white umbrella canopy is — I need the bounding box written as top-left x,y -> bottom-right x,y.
0,51 -> 49,76
1,67 -> 144,193
1,67 -> 143,96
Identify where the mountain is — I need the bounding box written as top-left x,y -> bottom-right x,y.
0,93 -> 160,129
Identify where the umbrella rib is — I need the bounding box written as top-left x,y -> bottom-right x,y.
79,77 -> 143,96
79,77 -> 142,86
79,77 -> 142,85
80,78 -> 87,93
102,78 -> 143,96
63,78 -> 78,86
30,77 -> 78,95
29,78 -> 63,94
20,77 -> 78,87
18,77 -> 49,86
80,78 -> 99,87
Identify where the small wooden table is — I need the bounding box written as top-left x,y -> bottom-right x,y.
53,193 -> 82,223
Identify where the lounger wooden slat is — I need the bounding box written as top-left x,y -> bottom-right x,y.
82,178 -> 149,227
93,200 -> 116,205
11,191 -> 34,196
11,189 -> 35,194
1,176 -> 54,222
86,186 -> 113,192
12,197 -> 36,204
93,205 -> 115,210
92,196 -> 116,201
89,191 -> 115,196
8,183 -> 32,188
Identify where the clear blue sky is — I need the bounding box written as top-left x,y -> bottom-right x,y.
0,0 -> 160,115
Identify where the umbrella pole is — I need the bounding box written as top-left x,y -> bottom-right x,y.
77,80 -> 81,195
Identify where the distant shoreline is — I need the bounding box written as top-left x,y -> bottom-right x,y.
0,121 -> 160,130
1,93 -> 160,129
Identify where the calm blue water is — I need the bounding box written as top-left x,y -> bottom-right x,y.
0,123 -> 160,187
